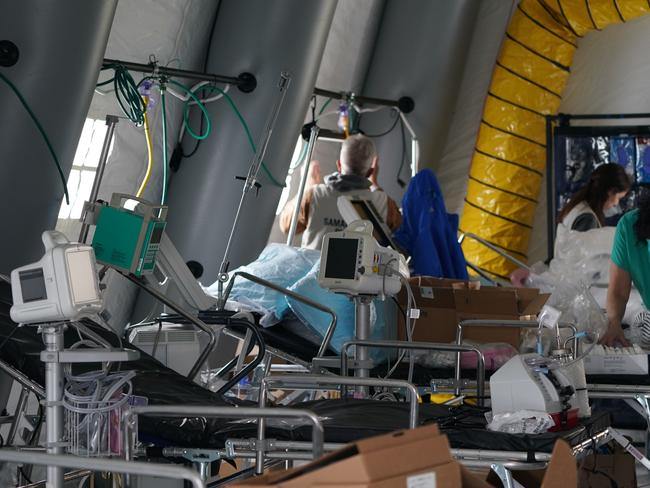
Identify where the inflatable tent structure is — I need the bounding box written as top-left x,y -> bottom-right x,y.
460,0 -> 650,280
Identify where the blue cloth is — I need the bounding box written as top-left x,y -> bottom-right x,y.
394,169 -> 468,279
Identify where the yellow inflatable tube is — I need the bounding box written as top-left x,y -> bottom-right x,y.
460,0 -> 650,280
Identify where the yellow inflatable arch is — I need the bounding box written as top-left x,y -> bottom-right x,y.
460,0 -> 650,280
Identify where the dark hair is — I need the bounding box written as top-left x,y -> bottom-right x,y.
558,164 -> 631,226
634,192 -> 650,241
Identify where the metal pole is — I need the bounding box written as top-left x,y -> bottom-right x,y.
217,73 -> 292,306
119,272 -> 216,379
124,405 -> 323,478
340,340 -> 485,407
286,125 -> 319,245
546,115 -> 555,262
79,115 -> 119,244
312,87 -> 413,112
39,324 -> 65,488
103,58 -> 245,88
7,387 -> 29,446
399,113 -> 418,177
223,271 -> 337,358
453,320 -> 578,395
261,375 -> 419,429
0,449 -> 205,488
17,470 -> 92,488
460,233 -> 530,270
354,297 -> 372,395
0,360 -> 44,398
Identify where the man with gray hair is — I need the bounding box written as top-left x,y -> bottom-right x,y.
280,134 -> 401,249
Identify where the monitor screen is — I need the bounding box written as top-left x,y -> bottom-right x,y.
19,268 -> 47,303
150,224 -> 165,245
324,238 -> 358,280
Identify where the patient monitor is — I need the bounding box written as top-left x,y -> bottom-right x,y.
10,231 -> 103,324
319,220 -> 407,298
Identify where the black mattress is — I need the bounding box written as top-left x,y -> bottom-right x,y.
211,399 -> 610,455
0,281 -> 612,455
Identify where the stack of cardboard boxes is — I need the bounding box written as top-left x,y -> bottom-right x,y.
233,424 -> 576,488
398,278 -> 549,347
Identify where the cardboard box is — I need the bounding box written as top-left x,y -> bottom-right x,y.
483,440 -> 577,488
578,450 -> 637,487
232,425 -> 479,488
399,277 -> 549,348
233,424 -> 576,488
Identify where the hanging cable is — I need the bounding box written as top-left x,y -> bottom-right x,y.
289,139 -> 309,170
103,64 -> 147,126
189,84 -> 285,187
319,98 -> 332,115
136,97 -> 154,198
365,108 -> 401,138
160,85 -> 169,205
0,72 -> 69,204
165,79 -> 212,142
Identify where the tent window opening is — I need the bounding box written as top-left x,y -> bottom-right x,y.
58,118 -> 112,221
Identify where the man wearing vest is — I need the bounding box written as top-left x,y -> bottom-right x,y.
280,134 -> 402,250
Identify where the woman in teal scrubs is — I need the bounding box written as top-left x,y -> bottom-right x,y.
601,199 -> 650,346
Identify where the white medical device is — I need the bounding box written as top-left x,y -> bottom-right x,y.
490,354 -> 575,416
318,220 -> 408,298
10,231 -> 103,324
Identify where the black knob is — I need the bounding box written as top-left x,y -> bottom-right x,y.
237,72 -> 257,93
0,40 -> 19,67
398,96 -> 415,114
186,260 -> 204,279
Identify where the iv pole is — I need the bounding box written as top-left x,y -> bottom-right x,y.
216,72 -> 292,309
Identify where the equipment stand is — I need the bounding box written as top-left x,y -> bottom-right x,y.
38,323 -> 140,488
41,324 -> 65,488
79,115 -> 119,244
354,296 -> 373,396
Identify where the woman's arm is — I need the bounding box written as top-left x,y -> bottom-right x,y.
601,261 -> 632,346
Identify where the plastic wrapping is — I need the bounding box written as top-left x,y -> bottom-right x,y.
487,410 -> 555,434
286,262 -> 395,362
205,244 -> 319,326
460,0 -> 650,279
414,342 -> 517,371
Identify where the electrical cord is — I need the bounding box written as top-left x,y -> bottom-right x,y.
319,98 -> 332,115
289,138 -> 308,170
396,117 -> 407,187
173,80 -> 213,141
193,84 -> 285,187
136,96 -> 154,198
181,0 -> 222,158
0,72 -> 69,204
160,86 -> 169,205
0,325 -> 22,354
103,64 -> 147,126
364,108 -> 401,138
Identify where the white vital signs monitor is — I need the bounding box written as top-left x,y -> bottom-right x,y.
318,220 -> 408,297
10,231 -> 103,324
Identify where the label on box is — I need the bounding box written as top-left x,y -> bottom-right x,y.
408,308 -> 421,319
420,286 -> 434,299
583,354 -> 649,375
407,472 -> 436,488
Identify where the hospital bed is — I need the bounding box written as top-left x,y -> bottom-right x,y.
0,273 -> 617,487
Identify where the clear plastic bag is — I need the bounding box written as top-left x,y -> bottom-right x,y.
487,410 -> 555,434
413,342 -> 517,371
